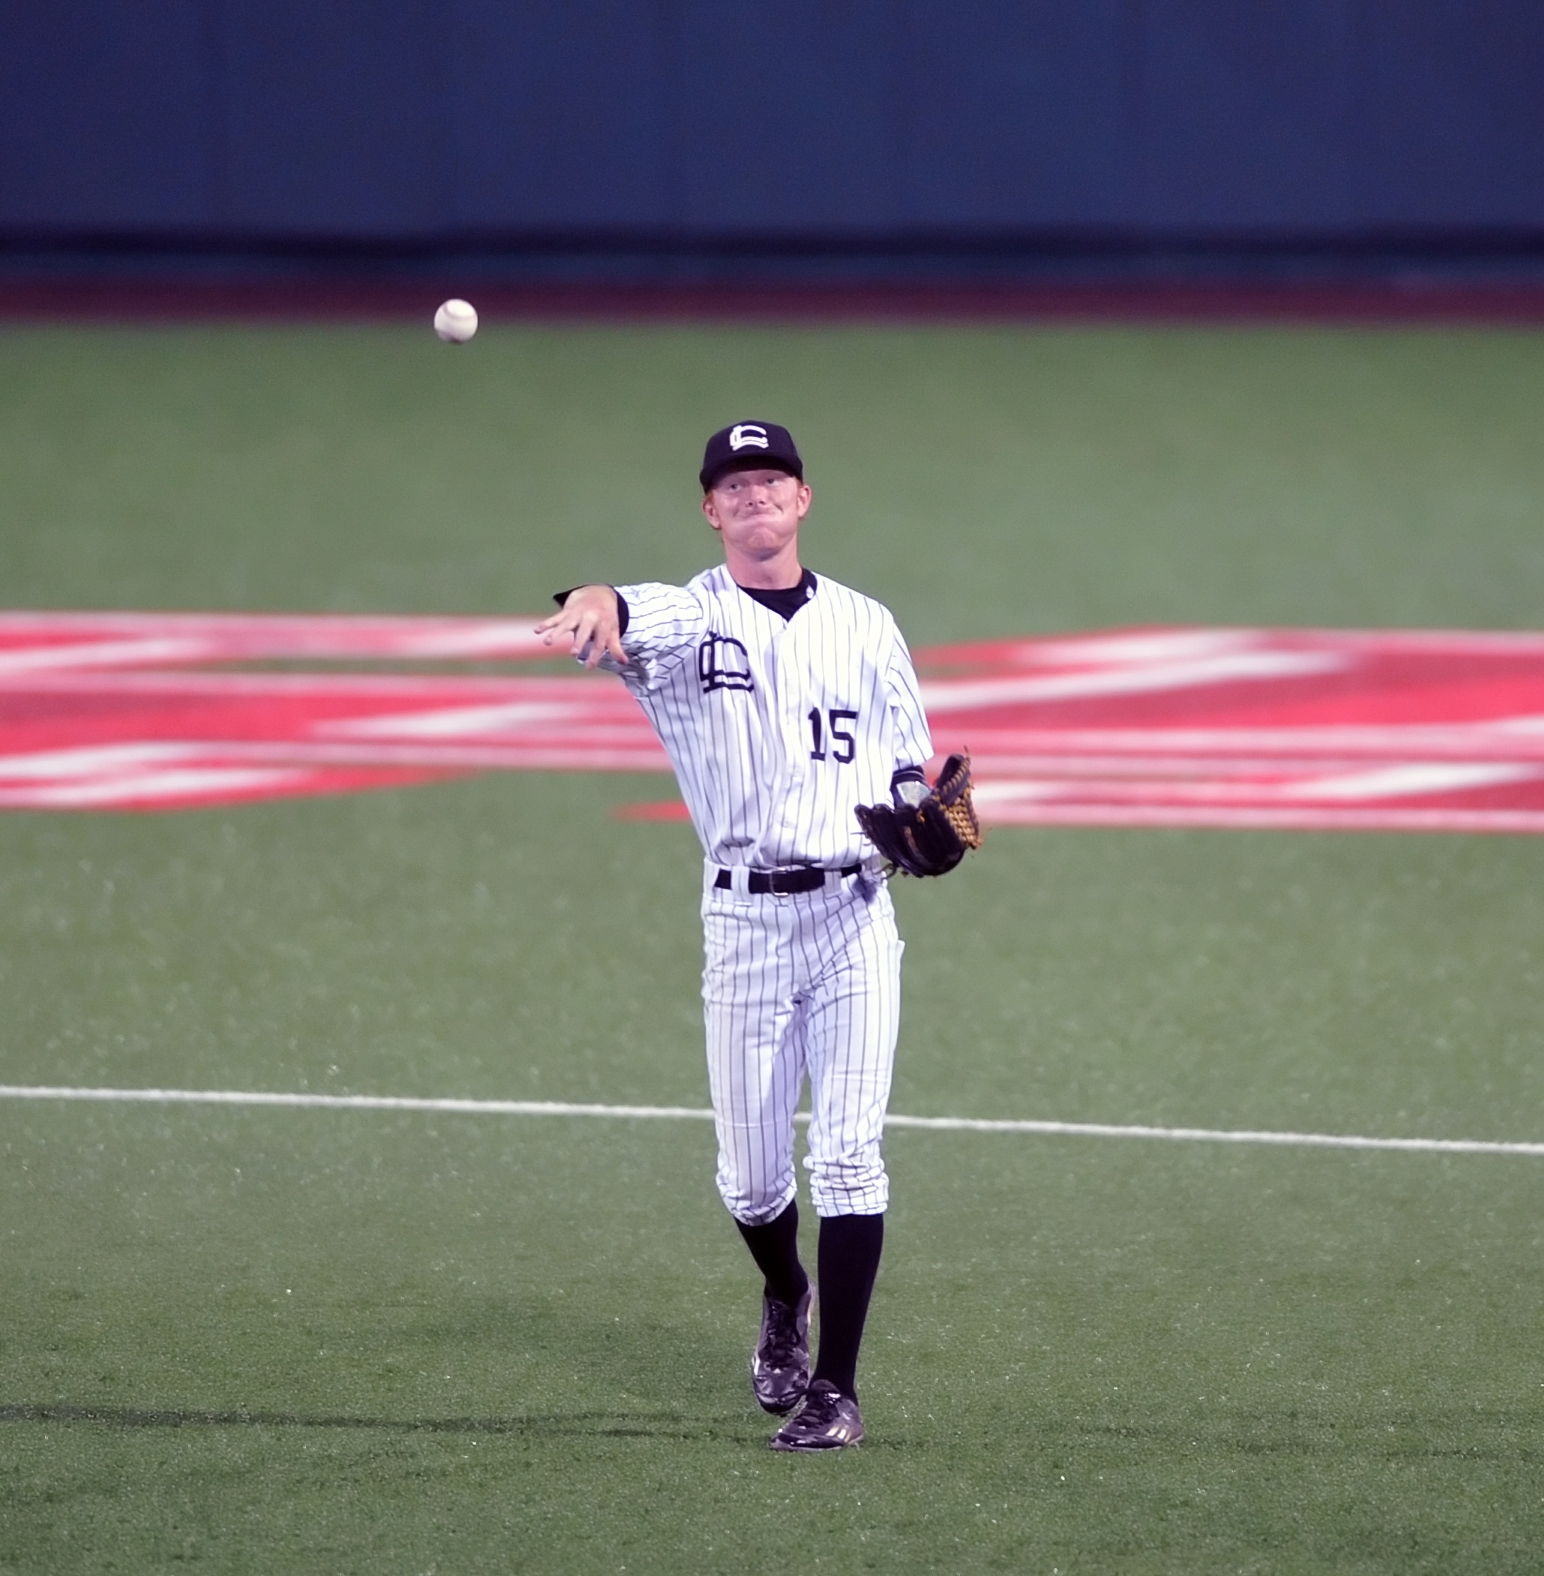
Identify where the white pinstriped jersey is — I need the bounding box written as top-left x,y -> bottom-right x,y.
605,564 -> 932,870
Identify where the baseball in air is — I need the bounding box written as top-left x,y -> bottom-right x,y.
433,299 -> 478,343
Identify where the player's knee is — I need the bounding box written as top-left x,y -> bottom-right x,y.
716,1164 -> 796,1225
806,1154 -> 889,1217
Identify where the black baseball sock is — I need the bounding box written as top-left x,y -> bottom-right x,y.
811,1211 -> 885,1401
736,1199 -> 810,1307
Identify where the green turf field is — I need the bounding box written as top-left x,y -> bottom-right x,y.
2,322 -> 1543,1573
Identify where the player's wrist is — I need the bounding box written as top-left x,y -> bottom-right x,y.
551,584 -> 629,638
890,767 -> 929,809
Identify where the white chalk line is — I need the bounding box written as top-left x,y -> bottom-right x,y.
1,1085 -> 1540,1157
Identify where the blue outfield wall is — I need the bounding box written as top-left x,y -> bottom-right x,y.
1,1 -> 1541,243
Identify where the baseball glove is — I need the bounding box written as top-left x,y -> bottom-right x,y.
854,753 -> 983,877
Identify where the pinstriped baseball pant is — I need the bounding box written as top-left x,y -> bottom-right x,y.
701,864 -> 904,1224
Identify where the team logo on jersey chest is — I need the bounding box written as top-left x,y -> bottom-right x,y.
699,633 -> 754,692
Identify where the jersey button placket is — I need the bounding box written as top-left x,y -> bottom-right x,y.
775,628 -> 810,851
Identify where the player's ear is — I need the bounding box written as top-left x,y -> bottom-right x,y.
702,493 -> 723,532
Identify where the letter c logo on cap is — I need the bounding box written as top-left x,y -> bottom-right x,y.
729,424 -> 769,452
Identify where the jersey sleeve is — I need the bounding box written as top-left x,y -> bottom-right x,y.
884,618 -> 933,776
592,580 -> 710,689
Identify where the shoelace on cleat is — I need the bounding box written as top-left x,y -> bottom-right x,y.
761,1297 -> 805,1366
796,1385 -> 843,1425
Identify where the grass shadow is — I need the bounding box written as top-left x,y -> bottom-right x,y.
0,1401 -> 716,1441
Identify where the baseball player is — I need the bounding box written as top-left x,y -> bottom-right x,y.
536,421 -> 977,1450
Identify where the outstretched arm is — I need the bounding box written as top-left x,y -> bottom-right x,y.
535,584 -> 627,670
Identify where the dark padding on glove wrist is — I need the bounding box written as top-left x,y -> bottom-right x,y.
855,753 -> 983,877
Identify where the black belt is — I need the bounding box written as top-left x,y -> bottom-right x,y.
716,864 -> 861,895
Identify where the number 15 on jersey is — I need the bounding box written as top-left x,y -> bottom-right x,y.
809,707 -> 859,764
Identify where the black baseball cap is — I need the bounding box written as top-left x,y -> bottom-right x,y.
699,421 -> 803,491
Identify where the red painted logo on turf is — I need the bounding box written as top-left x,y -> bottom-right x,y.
2,612 -> 1544,833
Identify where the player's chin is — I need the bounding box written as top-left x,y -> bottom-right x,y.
740,528 -> 797,556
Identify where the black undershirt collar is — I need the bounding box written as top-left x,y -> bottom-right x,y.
738,568 -> 817,622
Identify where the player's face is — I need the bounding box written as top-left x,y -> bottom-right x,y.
702,468 -> 812,563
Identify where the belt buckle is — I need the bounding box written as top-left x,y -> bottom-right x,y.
770,865 -> 814,899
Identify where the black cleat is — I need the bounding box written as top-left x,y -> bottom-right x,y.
770,1378 -> 864,1451
751,1285 -> 812,1414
